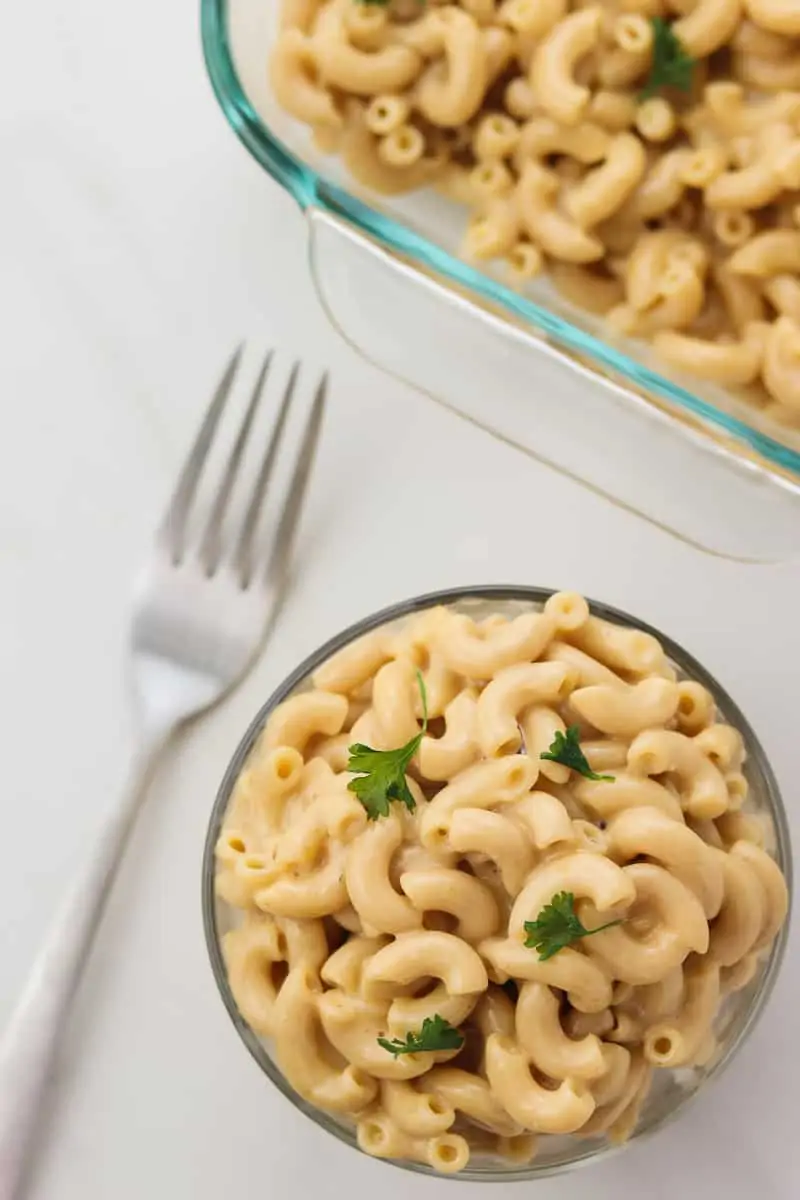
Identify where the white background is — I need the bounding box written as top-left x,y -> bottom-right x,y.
0,1 -> 798,1197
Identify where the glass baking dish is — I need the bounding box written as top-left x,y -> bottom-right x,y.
200,0 -> 800,561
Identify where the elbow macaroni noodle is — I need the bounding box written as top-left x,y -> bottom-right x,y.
271,0 -> 800,422
216,597 -> 788,1173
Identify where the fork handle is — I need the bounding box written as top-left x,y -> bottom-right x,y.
0,724 -> 170,1199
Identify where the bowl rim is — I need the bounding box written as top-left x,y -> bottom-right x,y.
201,585 -> 793,1182
199,0 -> 800,483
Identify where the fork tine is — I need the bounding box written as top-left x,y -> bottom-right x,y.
160,343 -> 243,560
234,361 -> 299,586
264,371 -> 328,589
199,351 -> 273,574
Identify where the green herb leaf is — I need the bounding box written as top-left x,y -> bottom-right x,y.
523,891 -> 623,960
377,1014 -> 464,1057
640,18 -> 696,100
347,671 -> 428,820
540,725 -> 614,781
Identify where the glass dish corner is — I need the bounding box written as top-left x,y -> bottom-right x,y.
201,0 -> 800,561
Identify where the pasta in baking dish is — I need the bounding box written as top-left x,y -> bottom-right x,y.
270,0 -> 800,425
215,594 -> 788,1174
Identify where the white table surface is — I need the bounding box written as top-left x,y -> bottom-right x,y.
1,2 -> 798,1197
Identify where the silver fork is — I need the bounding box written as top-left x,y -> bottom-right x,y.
0,347 -> 327,1200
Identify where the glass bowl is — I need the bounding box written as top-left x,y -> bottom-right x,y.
200,0 -> 800,561
201,586 -> 792,1181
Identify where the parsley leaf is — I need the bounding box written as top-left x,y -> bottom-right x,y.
524,891 -> 623,960
377,1014 -> 464,1057
640,18 -> 695,100
540,725 -> 614,781
347,671 -> 428,820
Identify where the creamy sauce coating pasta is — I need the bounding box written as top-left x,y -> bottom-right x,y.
216,596 -> 788,1173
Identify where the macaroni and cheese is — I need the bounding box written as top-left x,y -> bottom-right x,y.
215,595 -> 788,1174
270,0 -> 800,424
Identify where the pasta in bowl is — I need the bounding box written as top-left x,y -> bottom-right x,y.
202,587 -> 791,1179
